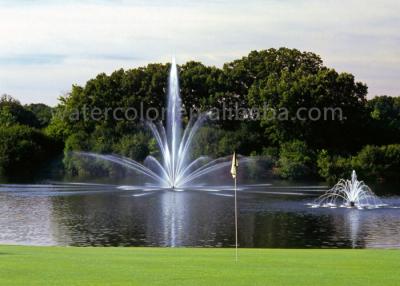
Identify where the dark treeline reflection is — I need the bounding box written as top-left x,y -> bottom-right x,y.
31,190 -> 399,248
50,191 -> 236,247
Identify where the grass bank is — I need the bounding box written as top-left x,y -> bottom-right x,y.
0,246 -> 399,285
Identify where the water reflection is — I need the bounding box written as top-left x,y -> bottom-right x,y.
0,187 -> 399,248
334,208 -> 400,248
0,193 -> 56,245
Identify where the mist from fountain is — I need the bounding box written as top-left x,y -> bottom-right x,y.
77,59 -> 256,189
310,170 -> 385,209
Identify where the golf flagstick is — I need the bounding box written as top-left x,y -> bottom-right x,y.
230,152 -> 239,261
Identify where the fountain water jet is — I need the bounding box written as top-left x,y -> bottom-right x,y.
310,170 -> 385,209
76,59 -> 257,189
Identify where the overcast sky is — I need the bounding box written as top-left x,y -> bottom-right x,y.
0,0 -> 399,105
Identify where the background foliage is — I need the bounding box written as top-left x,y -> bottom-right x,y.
1,48 -> 399,182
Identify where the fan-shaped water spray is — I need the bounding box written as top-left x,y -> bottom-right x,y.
310,170 -> 385,209
76,59 -> 258,189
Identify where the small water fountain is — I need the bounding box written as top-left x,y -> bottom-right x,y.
77,59 -> 256,189
310,170 -> 385,209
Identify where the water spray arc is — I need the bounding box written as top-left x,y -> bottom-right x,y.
77,60 -> 253,189
311,170 -> 385,209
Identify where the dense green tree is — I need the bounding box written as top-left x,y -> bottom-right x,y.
45,106 -> 73,142
0,94 -> 40,128
113,133 -> 151,162
367,95 -> 400,145
277,140 -> 315,180
318,145 -> 400,183
352,144 -> 400,181
0,125 -> 60,176
246,50 -> 368,151
50,48 -> 375,159
25,103 -> 53,128
179,61 -> 226,112
0,95 -> 62,178
0,107 -> 16,126
317,150 -> 352,183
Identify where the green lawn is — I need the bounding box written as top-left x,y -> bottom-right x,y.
0,246 -> 399,286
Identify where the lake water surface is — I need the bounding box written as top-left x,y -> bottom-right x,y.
0,183 -> 399,248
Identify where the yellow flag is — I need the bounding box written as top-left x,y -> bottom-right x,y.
230,152 -> 239,179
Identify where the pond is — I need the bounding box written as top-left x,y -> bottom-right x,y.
0,182 -> 399,248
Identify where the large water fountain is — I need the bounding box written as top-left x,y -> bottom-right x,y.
78,59 -> 254,189
310,170 -> 385,209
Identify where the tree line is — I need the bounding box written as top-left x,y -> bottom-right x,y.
0,48 -> 399,183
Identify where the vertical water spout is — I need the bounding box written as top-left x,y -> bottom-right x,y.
351,170 -> 357,185
166,58 -> 182,188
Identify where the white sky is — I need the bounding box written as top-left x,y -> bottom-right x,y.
0,0 -> 399,105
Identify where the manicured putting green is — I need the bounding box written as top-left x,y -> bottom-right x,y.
0,246 -> 399,285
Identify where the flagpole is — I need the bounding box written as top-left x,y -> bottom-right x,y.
231,152 -> 239,262
234,175 -> 238,262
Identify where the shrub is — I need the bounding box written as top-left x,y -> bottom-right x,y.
0,125 -> 60,175
65,131 -> 90,152
113,133 -> 151,162
277,140 -> 315,180
352,144 -> 400,182
317,150 -> 352,183
317,144 -> 400,183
